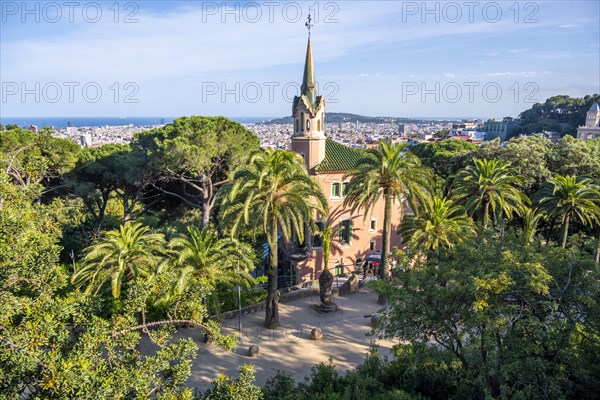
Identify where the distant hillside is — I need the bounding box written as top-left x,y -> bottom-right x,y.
261,113 -> 398,125
511,94 -> 600,138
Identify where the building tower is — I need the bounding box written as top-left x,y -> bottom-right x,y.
585,102 -> 600,128
577,102 -> 600,140
291,22 -> 326,172
286,16 -> 404,283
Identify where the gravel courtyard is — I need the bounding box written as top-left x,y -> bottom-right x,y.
154,289 -> 397,391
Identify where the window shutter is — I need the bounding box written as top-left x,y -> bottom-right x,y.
339,222 -> 343,243
332,183 -> 340,197
349,219 -> 353,245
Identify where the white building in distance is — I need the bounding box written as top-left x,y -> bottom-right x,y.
577,102 -> 600,140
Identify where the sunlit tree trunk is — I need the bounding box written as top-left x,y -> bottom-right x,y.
380,190 -> 392,280
483,200 -> 490,230
123,192 -> 133,225
264,220 -> 280,329
595,226 -> 600,263
200,175 -> 212,229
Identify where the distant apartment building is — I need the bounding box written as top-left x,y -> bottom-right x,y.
80,133 -> 93,148
444,121 -> 485,143
449,121 -> 478,134
66,126 -> 78,136
577,102 -> 600,140
288,36 -> 403,282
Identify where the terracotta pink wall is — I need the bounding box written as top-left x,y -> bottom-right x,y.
295,171 -> 405,282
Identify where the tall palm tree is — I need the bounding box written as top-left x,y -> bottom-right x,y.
344,141 -> 431,279
451,158 -> 529,229
220,149 -> 328,328
168,226 -> 255,298
399,195 -> 476,251
72,223 -> 166,298
318,223 -> 337,273
535,175 -> 600,248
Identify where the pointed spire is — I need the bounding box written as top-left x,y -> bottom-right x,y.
293,14 -> 323,117
301,14 -> 316,106
301,37 -> 316,105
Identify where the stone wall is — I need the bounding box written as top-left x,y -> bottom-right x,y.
215,280 -> 320,321
213,276 -> 360,321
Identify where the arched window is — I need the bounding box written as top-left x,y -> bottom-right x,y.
306,119 -> 310,131
300,113 -> 304,131
295,119 -> 299,132
317,119 -> 321,131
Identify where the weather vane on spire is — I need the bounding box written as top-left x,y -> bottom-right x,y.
305,14 -> 313,36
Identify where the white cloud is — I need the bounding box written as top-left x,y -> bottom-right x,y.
1,2 -> 543,84
484,71 -> 540,78
1,1 -> 598,117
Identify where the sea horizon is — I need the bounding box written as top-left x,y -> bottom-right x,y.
0,116 -> 278,129
0,115 -> 473,129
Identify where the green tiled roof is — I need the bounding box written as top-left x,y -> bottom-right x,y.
315,139 -> 365,172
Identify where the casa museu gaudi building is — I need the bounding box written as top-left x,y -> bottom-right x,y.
286,33 -> 403,283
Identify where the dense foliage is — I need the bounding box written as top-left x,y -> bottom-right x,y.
379,231 -> 600,399
0,119 -> 256,398
0,172 -> 234,399
1,113 -> 599,399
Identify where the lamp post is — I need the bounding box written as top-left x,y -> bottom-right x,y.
69,250 -> 76,273
236,260 -> 242,332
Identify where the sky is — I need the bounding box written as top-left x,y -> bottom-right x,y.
1,0 -> 599,119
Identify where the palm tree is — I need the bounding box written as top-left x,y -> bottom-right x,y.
343,141 -> 430,279
168,226 -> 255,299
318,224 -> 337,273
451,158 -> 529,229
535,175 -> 600,248
522,207 -> 543,244
316,224 -> 338,307
220,149 -> 328,328
72,223 -> 166,298
399,195 -> 476,251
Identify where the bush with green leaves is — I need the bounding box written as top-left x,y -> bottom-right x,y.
262,355 -> 423,400
0,173 -> 236,399
378,229 -> 600,400
201,365 -> 264,400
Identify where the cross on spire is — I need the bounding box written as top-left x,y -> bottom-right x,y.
305,14 -> 313,36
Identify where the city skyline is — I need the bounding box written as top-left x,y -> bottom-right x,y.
1,1 -> 599,119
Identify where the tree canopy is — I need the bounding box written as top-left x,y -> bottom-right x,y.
0,171 -> 237,399
0,126 -> 79,193
134,116 -> 260,228
380,231 -> 600,400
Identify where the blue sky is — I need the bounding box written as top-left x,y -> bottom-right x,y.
1,1 -> 599,119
